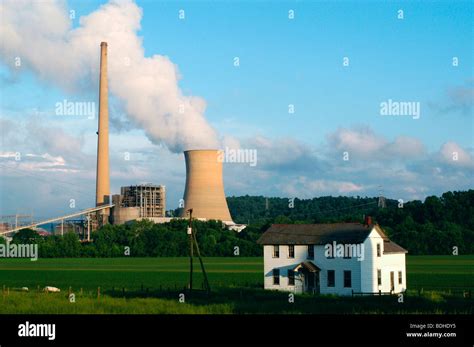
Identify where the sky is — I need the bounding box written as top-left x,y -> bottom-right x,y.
0,0 -> 473,219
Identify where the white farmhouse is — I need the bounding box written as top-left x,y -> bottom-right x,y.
257,221 -> 407,296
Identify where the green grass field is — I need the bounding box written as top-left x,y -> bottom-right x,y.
0,256 -> 472,314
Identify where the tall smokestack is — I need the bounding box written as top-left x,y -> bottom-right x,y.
180,150 -> 233,222
96,42 -> 110,206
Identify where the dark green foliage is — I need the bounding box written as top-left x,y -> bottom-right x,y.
227,190 -> 474,255
31,190 -> 474,257
36,219 -> 263,258
11,229 -> 42,244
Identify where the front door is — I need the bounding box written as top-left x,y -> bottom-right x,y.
304,272 -> 320,294
306,272 -> 314,292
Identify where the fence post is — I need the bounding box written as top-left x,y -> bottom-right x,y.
97,286 -> 100,301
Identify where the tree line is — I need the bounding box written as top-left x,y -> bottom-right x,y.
2,219 -> 262,258
2,190 -> 472,256
226,190 -> 474,255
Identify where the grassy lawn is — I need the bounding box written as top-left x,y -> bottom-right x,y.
0,256 -> 472,314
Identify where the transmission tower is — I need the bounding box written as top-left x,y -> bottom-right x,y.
378,186 -> 386,208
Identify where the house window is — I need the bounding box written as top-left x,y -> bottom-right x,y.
288,245 -> 295,258
307,245 -> 314,259
288,269 -> 295,286
343,245 -> 351,259
343,270 -> 352,288
377,269 -> 382,286
398,271 -> 402,285
273,245 -> 279,258
273,269 -> 280,285
377,243 -> 381,257
327,270 -> 335,287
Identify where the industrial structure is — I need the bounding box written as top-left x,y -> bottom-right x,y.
180,150 -> 233,223
1,42 -> 243,238
95,41 -> 111,226
111,184 -> 166,224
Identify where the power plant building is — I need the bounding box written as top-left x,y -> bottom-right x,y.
112,184 -> 166,224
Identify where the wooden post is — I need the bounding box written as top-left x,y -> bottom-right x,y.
192,231 -> 211,294
97,286 -> 100,300
187,209 -> 193,293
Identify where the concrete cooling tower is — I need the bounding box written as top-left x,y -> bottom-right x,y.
180,150 -> 233,222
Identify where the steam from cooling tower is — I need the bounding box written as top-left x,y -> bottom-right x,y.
0,0 -> 219,152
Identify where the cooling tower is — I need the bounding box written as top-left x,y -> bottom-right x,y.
95,42 -> 110,206
180,150 -> 233,222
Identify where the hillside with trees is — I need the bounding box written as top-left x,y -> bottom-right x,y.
227,190 -> 474,255
2,190 -> 472,256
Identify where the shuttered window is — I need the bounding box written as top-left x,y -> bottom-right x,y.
327,270 -> 335,287
273,269 -> 280,285
344,270 -> 352,288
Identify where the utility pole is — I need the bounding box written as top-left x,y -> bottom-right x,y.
186,208 -> 211,295
87,214 -> 91,242
192,230 -> 211,294
187,209 -> 193,292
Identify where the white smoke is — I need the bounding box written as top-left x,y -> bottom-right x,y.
0,0 -> 219,152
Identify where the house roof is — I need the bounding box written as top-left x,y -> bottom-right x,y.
257,223 -> 408,254
383,240 -> 408,254
257,223 -> 374,245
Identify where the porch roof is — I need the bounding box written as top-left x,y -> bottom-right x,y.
293,261 -> 321,273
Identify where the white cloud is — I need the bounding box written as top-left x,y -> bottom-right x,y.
327,126 -> 386,158
438,141 -> 474,168
0,0 -> 219,152
279,177 -> 364,199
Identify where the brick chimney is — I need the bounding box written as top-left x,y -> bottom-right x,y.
365,215 -> 372,226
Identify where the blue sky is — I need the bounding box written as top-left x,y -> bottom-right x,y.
0,0 -> 472,219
